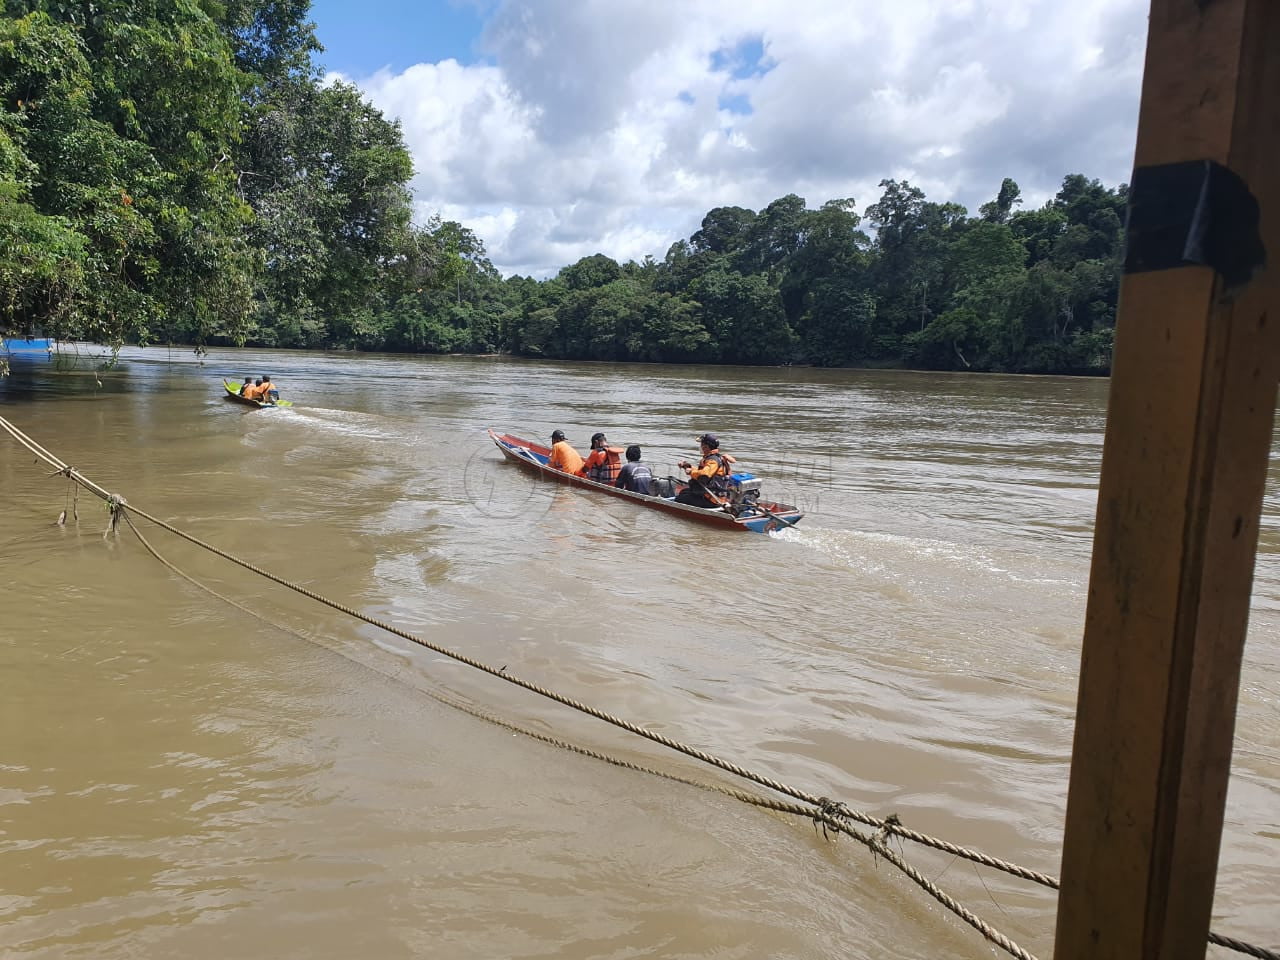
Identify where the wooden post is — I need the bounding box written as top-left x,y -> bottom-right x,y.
1054,1 -> 1279,958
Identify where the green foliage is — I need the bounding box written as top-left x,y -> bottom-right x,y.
691,205 -> 755,254
558,253 -> 623,291
0,0 -> 1126,377
0,5 -> 257,346
690,268 -> 794,363
325,176 -> 1123,374
979,177 -> 1022,224
218,0 -> 320,83
235,77 -> 413,347
0,0 -> 409,351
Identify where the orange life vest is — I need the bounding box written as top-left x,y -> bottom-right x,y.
689,451 -> 736,500
580,446 -> 623,483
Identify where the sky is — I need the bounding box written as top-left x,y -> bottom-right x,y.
308,0 -> 1150,278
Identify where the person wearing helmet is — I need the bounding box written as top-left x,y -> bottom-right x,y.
578,431 -> 624,483
547,429 -> 584,474
675,433 -> 735,507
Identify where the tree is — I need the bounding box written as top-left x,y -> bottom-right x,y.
866,180 -> 967,346
783,197 -> 871,333
690,205 -> 756,255
908,307 -> 986,370
1050,174 -> 1126,262
737,193 -> 808,276
979,177 -> 1023,223
1,4 -> 258,346
558,253 -> 623,291
1009,206 -> 1068,267
237,78 -> 413,346
865,179 -> 926,251
690,268 -> 794,363
640,292 -> 707,361
800,278 -> 876,366
219,0 -> 320,84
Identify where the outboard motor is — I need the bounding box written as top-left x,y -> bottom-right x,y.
651,477 -> 677,498
724,472 -> 763,515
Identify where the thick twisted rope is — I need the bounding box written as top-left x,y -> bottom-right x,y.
117,510 -> 1041,960
0,415 -> 1063,882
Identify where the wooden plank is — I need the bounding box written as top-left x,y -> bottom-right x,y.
1053,1 -> 1280,958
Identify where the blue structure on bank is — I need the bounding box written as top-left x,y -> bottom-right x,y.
2,337 -> 53,358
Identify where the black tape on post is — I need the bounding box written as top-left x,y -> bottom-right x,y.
1124,159 -> 1265,295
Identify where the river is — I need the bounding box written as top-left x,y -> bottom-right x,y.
1,348 -> 1276,959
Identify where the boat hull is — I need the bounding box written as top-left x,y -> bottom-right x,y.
488,430 -> 803,533
222,381 -> 290,408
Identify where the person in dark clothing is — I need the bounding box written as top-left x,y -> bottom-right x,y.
614,445 -> 653,495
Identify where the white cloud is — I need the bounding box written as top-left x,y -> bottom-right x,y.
348,0 -> 1147,277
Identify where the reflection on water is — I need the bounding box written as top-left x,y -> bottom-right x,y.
1,349 -> 1276,959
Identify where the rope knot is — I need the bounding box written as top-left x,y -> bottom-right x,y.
811,796 -> 852,841
873,812 -> 902,853
105,493 -> 127,536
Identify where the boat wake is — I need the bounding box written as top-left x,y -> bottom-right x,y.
284,406 -> 405,443
771,525 -> 1077,588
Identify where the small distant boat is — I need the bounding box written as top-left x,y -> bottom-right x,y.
222,380 -> 291,408
489,430 -> 803,534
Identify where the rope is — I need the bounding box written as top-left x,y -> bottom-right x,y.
68,489 -> 837,806
117,509 -> 1042,960
0,414 -> 1060,881
1209,933 -> 1280,960
122,507 -> 1280,960
4,413 -> 1275,960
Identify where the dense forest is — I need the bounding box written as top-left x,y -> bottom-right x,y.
1,1 -> 1126,374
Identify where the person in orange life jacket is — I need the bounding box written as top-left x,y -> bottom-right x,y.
259,375 -> 278,402
614,445 -> 652,494
238,374 -> 254,396
244,377 -> 266,400
547,429 -> 585,474
675,433 -> 735,507
578,432 -> 623,483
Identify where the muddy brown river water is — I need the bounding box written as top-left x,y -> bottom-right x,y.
1,348 -> 1276,958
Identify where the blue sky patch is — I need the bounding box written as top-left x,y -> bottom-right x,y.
709,35 -> 773,79
310,0 -> 489,75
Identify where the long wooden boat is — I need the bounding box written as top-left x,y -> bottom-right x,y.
222,380 -> 291,408
489,430 -> 803,533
